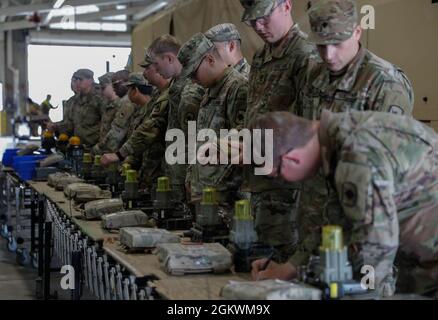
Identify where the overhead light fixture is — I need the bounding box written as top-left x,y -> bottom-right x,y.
134,1 -> 168,21
53,0 -> 66,9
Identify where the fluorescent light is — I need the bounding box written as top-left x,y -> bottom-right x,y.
53,0 -> 66,9
133,1 -> 168,20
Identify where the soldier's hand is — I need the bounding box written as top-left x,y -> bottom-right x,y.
251,260 -> 297,281
101,153 -> 119,167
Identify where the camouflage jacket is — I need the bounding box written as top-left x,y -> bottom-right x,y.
132,89 -> 171,189
57,94 -> 78,135
91,95 -> 136,155
119,88 -> 168,180
189,67 -> 248,197
64,90 -> 104,147
298,45 -> 415,119
294,45 -> 416,273
242,23 -> 317,192
99,98 -> 120,141
165,76 -> 205,186
293,110 -> 438,297
234,58 -> 251,79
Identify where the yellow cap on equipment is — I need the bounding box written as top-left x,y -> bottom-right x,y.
43,130 -> 54,138
94,155 -> 101,166
83,153 -> 93,164
235,199 -> 252,220
156,176 -> 171,192
58,133 -> 69,142
69,136 -> 81,146
202,188 -> 218,205
321,225 -> 343,251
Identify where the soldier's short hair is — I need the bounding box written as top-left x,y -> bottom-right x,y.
112,70 -> 130,83
250,112 -> 317,171
149,35 -> 181,56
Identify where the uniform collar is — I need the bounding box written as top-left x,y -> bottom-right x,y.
260,24 -> 303,63
313,44 -> 367,92
208,67 -> 233,99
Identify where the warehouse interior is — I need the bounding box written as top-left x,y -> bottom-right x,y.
0,0 -> 437,302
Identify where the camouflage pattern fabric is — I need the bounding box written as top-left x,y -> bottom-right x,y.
99,98 -> 121,141
91,95 -> 136,155
234,58 -> 251,79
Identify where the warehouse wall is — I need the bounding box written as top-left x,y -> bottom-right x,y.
132,0 -> 438,125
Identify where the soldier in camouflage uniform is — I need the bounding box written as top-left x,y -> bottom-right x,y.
148,35 -> 205,202
49,69 -> 104,149
239,0 -> 317,261
179,33 -> 248,211
251,110 -> 438,298
100,73 -> 154,167
101,52 -> 171,191
293,0 -> 416,271
97,72 -> 120,141
204,23 -> 251,78
91,70 -> 136,155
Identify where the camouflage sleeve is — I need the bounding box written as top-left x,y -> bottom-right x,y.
92,101 -> 135,155
179,83 -> 204,135
57,99 -> 74,135
226,80 -> 248,130
334,154 -> 399,297
369,72 -> 415,116
118,98 -> 169,159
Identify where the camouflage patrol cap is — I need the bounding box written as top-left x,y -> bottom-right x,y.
98,72 -> 114,86
74,69 -> 94,80
178,33 -> 215,79
123,72 -> 149,87
205,23 -> 242,42
139,50 -> 154,68
239,0 -> 278,22
308,0 -> 358,45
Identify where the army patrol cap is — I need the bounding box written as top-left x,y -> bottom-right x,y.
123,72 -> 149,87
98,72 -> 114,86
74,69 -> 94,80
205,23 -> 241,42
178,33 -> 215,79
308,0 -> 358,45
139,51 -> 154,68
240,0 -> 279,22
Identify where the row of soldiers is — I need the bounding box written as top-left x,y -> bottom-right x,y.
46,0 -> 437,298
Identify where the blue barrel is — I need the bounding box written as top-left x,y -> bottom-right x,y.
12,155 -> 46,171
16,160 -> 38,181
1,149 -> 20,167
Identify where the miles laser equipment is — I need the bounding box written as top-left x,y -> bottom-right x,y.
299,225 -> 371,299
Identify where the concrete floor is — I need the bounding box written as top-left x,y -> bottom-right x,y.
0,187 -> 95,300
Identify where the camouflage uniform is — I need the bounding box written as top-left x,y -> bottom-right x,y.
292,0 -> 416,270
97,72 -> 119,141
180,33 -> 249,207
99,99 -> 120,141
305,110 -> 438,297
57,95 -> 77,136
239,0 -> 317,261
127,89 -> 170,190
204,23 -> 251,79
165,48 -> 205,201
91,95 -> 136,155
234,58 -> 251,79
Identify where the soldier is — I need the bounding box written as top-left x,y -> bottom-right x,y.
97,72 -> 119,141
238,0 -> 317,261
179,33 -> 248,210
148,35 -> 205,202
204,23 -> 251,78
40,94 -> 53,116
298,0 -> 414,118
292,0 -> 416,272
250,110 -> 438,298
91,70 -> 136,155
101,54 -> 171,191
48,69 -> 104,149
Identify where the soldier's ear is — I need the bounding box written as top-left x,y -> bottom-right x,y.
353,25 -> 362,41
